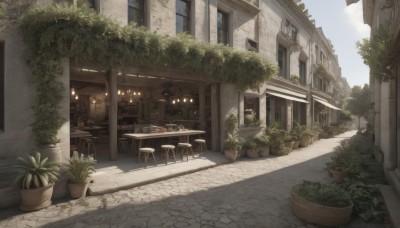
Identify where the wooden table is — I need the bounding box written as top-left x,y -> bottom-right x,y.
123,130 -> 205,155
70,130 -> 92,139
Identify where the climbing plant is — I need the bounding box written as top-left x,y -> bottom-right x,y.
356,26 -> 394,82
19,4 -> 277,145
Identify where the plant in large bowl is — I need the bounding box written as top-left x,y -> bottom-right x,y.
66,151 -> 96,199
224,132 -> 244,161
266,123 -> 287,156
291,180 -> 353,227
325,140 -> 354,183
243,138 -> 259,158
255,135 -> 270,157
12,152 -> 60,211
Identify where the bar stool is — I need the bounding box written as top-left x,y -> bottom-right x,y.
81,137 -> 97,159
118,138 -> 129,153
161,145 -> 176,165
138,147 -> 157,168
177,143 -> 194,162
194,139 -> 207,154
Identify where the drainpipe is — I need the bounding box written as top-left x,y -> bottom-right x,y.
207,0 -> 210,43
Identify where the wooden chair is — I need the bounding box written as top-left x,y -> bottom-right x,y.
177,143 -> 194,162
194,139 -> 207,155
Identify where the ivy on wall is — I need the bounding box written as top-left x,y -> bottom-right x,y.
356,26 -> 394,82
20,5 -> 277,145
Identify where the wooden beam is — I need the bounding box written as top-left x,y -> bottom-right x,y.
106,69 -> 118,161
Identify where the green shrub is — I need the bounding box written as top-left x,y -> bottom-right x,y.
66,151 -> 96,184
298,181 -> 352,208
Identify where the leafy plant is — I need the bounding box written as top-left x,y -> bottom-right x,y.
66,151 -> 96,184
290,75 -> 300,84
244,116 -> 262,127
325,140 -> 353,172
339,180 -> 386,222
356,26 -> 394,82
266,122 -> 287,155
298,180 -> 352,208
254,135 -> 270,147
224,132 -> 244,151
12,152 -> 60,189
242,138 -> 258,150
226,114 -> 238,133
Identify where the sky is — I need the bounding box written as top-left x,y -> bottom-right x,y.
301,0 -> 370,87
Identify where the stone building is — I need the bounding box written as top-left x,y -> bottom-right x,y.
350,0 -> 400,223
0,0 -> 348,208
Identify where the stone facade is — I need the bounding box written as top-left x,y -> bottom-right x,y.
0,0 -> 348,209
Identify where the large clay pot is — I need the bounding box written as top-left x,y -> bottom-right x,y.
20,184 -> 54,211
224,150 -> 238,162
292,140 -> 300,149
331,170 -> 348,184
299,136 -> 310,147
259,146 -> 270,157
291,184 -> 353,227
68,182 -> 89,199
246,149 -> 259,158
39,144 -> 62,163
284,141 -> 294,153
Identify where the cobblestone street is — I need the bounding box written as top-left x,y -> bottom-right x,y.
0,131 -> 385,227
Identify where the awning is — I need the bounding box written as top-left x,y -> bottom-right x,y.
266,91 -> 309,103
313,97 -> 341,110
265,85 -> 306,98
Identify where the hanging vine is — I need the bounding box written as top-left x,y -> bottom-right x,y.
19,4 -> 277,145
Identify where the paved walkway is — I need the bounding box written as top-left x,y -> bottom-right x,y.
0,131 -> 386,227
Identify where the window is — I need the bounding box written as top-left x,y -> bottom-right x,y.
278,45 -> 288,78
291,25 -> 298,41
0,42 -> 4,130
299,60 -> 306,85
217,10 -> 228,44
246,38 -> 258,52
128,0 -> 144,26
244,97 -> 260,126
176,0 -> 191,34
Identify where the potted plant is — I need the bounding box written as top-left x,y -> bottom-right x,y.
12,152 -> 60,211
291,123 -> 302,149
224,132 -> 244,161
255,135 -> 270,157
268,127 -> 287,156
283,131 -> 295,153
290,75 -> 300,85
291,180 -> 353,227
299,129 -> 314,147
325,140 -> 353,184
243,138 -> 259,158
66,151 -> 96,199
224,114 -> 244,162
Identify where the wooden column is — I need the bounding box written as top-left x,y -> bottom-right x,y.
199,83 -> 206,130
106,69 -> 118,160
211,83 -> 219,152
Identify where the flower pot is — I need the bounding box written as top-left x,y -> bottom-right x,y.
259,146 -> 270,157
290,184 -> 353,227
224,150 -> 238,162
39,144 -> 62,163
68,182 -> 89,199
20,184 -> 54,211
284,141 -> 294,153
246,149 -> 259,158
292,140 -> 300,149
331,170 -> 348,184
299,136 -> 310,147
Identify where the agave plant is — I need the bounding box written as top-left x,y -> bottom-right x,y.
66,151 -> 96,184
13,152 -> 60,189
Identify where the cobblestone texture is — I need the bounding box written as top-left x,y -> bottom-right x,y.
0,131 -> 388,227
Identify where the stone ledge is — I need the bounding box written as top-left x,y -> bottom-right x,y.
380,185 -> 400,228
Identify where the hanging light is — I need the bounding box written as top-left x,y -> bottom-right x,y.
190,98 -> 193,103
129,97 -> 133,103
138,91 -> 141,96
172,100 -> 176,104
183,98 -> 187,103
177,98 -> 180,103
105,92 -> 108,96
121,91 -> 125,96
118,90 -> 121,95
133,92 -> 137,96
75,95 -> 79,100
71,88 -> 75,96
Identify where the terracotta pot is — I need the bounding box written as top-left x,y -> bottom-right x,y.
299,136 -> 310,147
224,150 -> 238,162
259,146 -> 270,157
246,149 -> 259,158
331,170 -> 348,184
284,141 -> 294,153
291,184 -> 353,227
39,144 -> 62,163
292,140 -> 300,149
20,184 -> 54,211
68,182 -> 89,199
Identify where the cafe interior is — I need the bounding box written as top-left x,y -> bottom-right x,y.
69,65 -> 214,163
